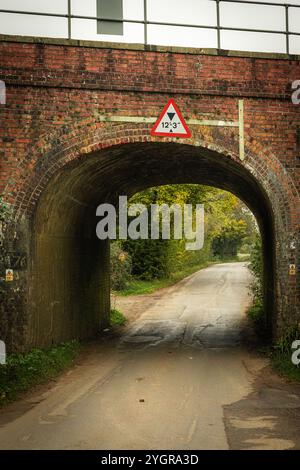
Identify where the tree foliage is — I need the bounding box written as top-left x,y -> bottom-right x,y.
112,184 -> 258,285
211,219 -> 247,259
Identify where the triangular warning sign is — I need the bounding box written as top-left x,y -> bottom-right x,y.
150,99 -> 191,138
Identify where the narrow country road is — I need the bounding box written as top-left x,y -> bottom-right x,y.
1,262 -> 300,450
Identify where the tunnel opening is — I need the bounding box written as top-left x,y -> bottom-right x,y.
111,182 -> 263,350
28,142 -> 275,349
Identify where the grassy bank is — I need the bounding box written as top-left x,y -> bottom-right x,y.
115,261 -> 214,296
271,327 -> 300,383
271,351 -> 300,383
247,304 -> 300,383
0,340 -> 80,407
110,308 -> 127,326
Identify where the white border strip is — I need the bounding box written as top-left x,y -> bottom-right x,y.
238,100 -> 245,161
98,115 -> 239,127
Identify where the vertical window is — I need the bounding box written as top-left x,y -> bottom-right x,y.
97,0 -> 123,35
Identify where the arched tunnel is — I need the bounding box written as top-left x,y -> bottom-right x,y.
28,142 -> 275,348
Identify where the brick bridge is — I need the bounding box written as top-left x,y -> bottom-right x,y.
0,35 -> 299,351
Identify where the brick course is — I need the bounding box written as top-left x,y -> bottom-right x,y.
0,37 -> 299,350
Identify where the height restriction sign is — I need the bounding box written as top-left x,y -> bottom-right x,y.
150,99 -> 191,138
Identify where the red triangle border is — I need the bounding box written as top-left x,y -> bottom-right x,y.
150,99 -> 191,138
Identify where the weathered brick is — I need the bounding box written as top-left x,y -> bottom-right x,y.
0,38 -> 299,351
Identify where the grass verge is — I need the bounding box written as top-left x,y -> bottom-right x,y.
110,308 -> 127,326
115,261 -> 214,296
271,326 -> 300,383
0,340 -> 80,407
247,305 -> 300,383
271,352 -> 300,383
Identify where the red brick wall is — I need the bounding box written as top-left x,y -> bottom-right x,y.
0,37 -> 299,349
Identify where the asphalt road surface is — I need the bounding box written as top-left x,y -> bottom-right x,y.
1,262 -> 300,450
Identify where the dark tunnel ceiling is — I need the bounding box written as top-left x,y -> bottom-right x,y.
34,142 -> 274,235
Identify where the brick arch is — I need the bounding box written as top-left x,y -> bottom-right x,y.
8,119 -> 299,234
2,121 -> 299,350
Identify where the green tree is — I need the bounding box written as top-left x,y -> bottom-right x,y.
211,219 -> 248,259
114,185 -> 257,281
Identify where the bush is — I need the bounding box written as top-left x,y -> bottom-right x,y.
211,220 -> 247,259
124,237 -> 171,280
124,233 -> 213,282
110,242 -> 132,290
